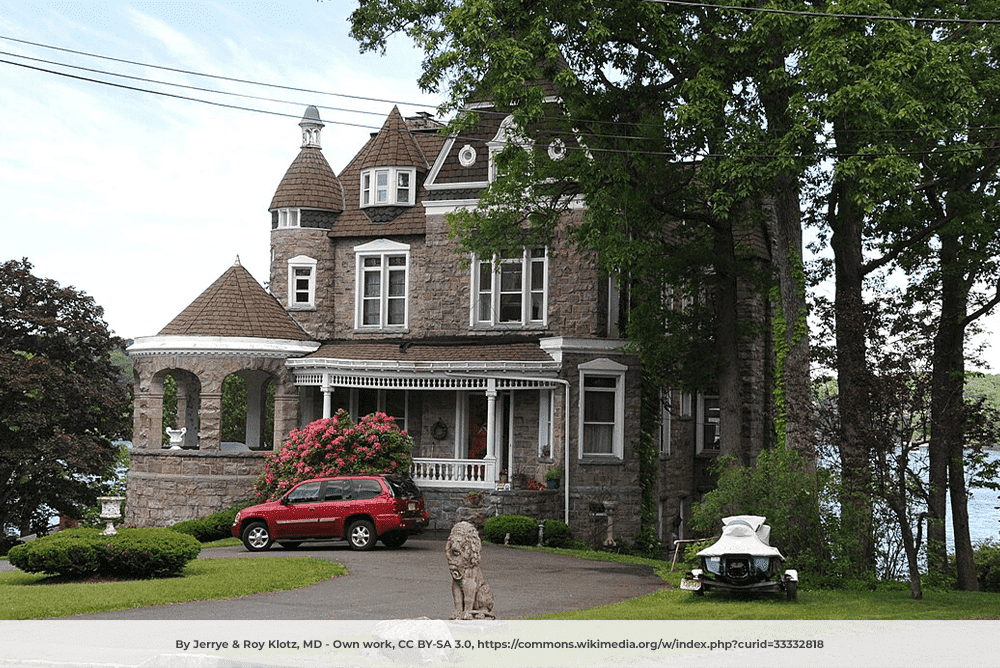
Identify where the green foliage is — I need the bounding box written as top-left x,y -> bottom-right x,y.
974,541 -> 1000,593
691,444 -> 833,577
541,519 -> 573,548
482,514 -> 538,546
254,410 -> 413,501
0,536 -> 24,557
7,528 -> 201,579
168,501 -> 254,543
0,258 -> 133,537
680,538 -> 715,572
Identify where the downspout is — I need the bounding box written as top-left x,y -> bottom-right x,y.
446,373 -> 572,525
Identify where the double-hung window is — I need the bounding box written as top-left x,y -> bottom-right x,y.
361,167 -> 415,207
578,359 -> 626,459
354,240 -> 409,330
287,255 -> 316,310
473,248 -> 546,327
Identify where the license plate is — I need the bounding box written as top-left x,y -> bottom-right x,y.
680,578 -> 702,591
408,501 -> 416,511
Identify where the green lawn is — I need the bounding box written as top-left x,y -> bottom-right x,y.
0,556 -> 345,620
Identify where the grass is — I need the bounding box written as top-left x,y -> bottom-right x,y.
0,555 -> 345,620
525,547 -> 1000,620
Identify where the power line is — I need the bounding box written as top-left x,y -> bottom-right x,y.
0,33 -> 439,110
642,0 -> 1000,24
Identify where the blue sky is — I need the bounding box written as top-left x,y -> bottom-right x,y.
1,1 -> 439,339
2,1 -> 998,371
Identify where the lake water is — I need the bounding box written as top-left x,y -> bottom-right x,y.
947,449 -> 999,549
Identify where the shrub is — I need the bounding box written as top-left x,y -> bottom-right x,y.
254,410 -> 413,501
483,514 -> 538,546
680,538 -> 716,572
168,500 -> 254,543
975,540 -> 1000,593
7,528 -> 200,579
541,519 -> 573,548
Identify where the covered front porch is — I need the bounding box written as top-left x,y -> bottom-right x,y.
286,339 -> 565,492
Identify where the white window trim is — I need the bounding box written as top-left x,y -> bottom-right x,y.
354,239 -> 410,331
696,392 -> 721,454
470,249 -> 548,328
360,167 -> 416,207
350,388 -> 408,432
578,358 -> 626,459
276,208 -> 300,228
287,255 -> 316,310
538,389 -> 554,459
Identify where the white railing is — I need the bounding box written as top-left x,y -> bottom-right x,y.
410,457 -> 498,489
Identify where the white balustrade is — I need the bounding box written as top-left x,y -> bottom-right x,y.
409,457 -> 497,489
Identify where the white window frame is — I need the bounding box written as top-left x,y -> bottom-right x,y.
538,389 -> 554,459
360,167 -> 416,207
277,208 -> 300,228
578,358 -> 626,459
351,388 -> 408,432
286,255 -> 316,310
471,248 -> 547,327
354,239 -> 410,330
696,392 -> 720,454
659,390 -> 672,456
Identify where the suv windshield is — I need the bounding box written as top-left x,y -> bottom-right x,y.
384,475 -> 420,499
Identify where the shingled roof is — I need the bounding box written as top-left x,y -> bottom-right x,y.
159,261 -> 311,341
269,146 -> 343,212
355,106 -> 429,170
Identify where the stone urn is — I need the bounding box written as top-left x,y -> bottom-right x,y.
98,496 -> 125,535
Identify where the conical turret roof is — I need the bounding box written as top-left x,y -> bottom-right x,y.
159,261 -> 311,341
270,106 -> 343,211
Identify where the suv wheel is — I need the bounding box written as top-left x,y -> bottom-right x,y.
242,521 -> 273,551
347,519 -> 376,551
380,532 -> 408,549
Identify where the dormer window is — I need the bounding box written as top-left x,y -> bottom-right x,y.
361,167 -> 415,207
277,208 -> 300,228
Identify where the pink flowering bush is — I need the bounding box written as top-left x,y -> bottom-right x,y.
253,409 -> 413,501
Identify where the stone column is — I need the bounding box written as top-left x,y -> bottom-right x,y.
136,389 -> 164,450
199,392 -> 223,450
273,392 -> 299,451
243,371 -> 270,449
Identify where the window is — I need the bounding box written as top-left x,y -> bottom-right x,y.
473,248 -> 547,327
353,388 -> 408,432
277,208 -> 300,228
538,389 -> 554,458
287,255 -> 316,310
696,393 -> 720,453
361,167 -> 415,207
578,359 -> 626,459
354,240 -> 410,330
658,390 -> 672,456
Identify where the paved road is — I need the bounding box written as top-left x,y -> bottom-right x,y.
52,531 -> 665,620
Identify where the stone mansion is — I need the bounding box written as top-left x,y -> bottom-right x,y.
124,96 -> 762,546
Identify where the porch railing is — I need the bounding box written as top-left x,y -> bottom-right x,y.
409,457 -> 498,489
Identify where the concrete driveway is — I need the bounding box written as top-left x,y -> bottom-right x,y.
57,530 -> 666,620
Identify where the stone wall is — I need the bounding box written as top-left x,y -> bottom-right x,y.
423,488 -> 563,532
125,450 -> 267,527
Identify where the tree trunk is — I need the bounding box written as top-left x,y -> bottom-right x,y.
931,229 -> 978,589
829,119 -> 875,574
714,217 -> 747,465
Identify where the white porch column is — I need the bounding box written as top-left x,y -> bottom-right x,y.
321,374 -> 332,419
485,378 -> 497,461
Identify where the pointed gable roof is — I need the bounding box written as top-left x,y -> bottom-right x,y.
356,106 -> 428,170
159,261 -> 311,341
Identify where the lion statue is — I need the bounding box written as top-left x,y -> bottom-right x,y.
446,521 -> 495,620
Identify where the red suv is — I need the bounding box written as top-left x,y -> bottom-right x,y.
232,475 -> 430,551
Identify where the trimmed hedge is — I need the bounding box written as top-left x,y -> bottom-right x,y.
483,514 -> 539,546
541,519 -> 573,548
1,536 -> 23,557
167,500 -> 253,543
7,528 -> 201,579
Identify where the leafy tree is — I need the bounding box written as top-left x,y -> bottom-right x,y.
0,259 -> 132,537
253,410 -> 413,501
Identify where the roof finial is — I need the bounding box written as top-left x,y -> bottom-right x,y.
234,255 -> 241,266
300,105 -> 324,149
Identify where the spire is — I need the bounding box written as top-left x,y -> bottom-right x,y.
300,105 -> 324,149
